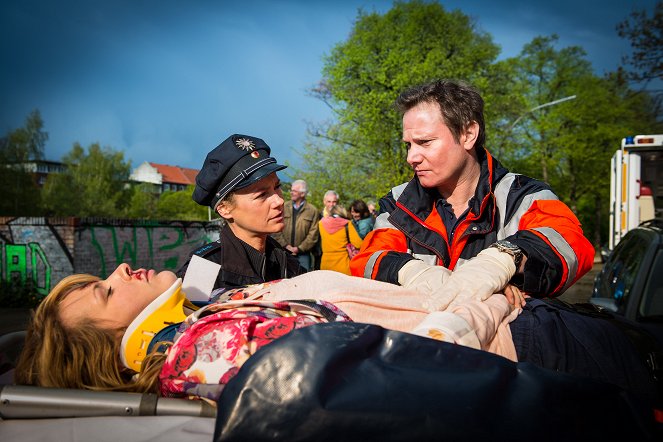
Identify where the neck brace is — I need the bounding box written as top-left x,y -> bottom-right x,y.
120,278 -> 187,372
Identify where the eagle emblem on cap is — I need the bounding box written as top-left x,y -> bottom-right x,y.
234,138 -> 255,151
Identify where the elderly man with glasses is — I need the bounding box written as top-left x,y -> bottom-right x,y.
272,179 -> 321,271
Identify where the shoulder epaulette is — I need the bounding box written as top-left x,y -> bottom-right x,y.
192,241 -> 222,257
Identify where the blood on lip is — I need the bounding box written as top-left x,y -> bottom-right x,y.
130,270 -> 145,281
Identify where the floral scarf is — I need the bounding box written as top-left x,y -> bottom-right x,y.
159,289 -> 350,400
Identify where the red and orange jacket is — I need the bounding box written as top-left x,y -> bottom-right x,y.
350,148 -> 595,297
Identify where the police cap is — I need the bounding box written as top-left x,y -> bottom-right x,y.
192,134 -> 287,209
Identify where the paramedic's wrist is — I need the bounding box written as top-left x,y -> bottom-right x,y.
489,240 -> 523,270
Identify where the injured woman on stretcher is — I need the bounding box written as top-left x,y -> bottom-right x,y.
14,257 -> 658,410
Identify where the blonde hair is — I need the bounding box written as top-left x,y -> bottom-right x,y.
214,190 -> 237,227
15,274 -> 166,393
330,205 -> 349,219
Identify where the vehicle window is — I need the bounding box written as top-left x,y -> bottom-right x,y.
597,235 -> 649,314
640,248 -> 663,319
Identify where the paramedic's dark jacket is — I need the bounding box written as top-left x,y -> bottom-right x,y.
177,224 -> 306,290
350,147 -> 595,297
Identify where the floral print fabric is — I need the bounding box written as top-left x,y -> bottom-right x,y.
159,293 -> 350,400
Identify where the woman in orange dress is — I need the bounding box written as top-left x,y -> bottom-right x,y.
319,205 -> 363,275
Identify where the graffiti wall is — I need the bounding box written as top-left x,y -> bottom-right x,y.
0,217 -> 220,296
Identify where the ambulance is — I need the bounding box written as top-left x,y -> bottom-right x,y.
609,134 -> 663,249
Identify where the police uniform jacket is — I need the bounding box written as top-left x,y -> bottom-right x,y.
178,224 -> 306,290
349,147 -> 595,297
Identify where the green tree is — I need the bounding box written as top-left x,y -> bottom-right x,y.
125,183 -> 160,219
617,0 -> 662,84
42,143 -> 131,217
156,186 -> 209,221
0,110 -> 48,215
0,110 -> 47,162
294,0 -> 511,204
502,35 -> 658,247
616,0 -> 663,121
502,35 -> 593,184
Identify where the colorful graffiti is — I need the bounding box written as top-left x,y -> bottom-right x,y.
0,217 -> 220,295
80,223 -> 217,278
2,243 -> 52,296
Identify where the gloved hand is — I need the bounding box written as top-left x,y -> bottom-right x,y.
410,311 -> 481,349
424,247 -> 516,312
397,259 -> 454,310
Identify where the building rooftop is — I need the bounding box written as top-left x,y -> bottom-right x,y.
148,162 -> 199,185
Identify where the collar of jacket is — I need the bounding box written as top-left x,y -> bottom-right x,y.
219,224 -> 287,280
286,199 -> 310,213
292,199 -> 307,211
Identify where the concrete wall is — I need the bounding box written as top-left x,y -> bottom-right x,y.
0,217 -> 220,296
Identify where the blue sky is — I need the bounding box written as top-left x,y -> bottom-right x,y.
0,0 -> 656,172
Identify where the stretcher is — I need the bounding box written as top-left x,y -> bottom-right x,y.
2,323 -> 662,442
0,330 -> 214,442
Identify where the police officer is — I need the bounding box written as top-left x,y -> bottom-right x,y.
177,134 -> 306,289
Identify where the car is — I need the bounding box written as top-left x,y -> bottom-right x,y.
591,219 -> 663,345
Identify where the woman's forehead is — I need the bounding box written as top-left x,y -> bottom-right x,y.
58,283 -> 97,325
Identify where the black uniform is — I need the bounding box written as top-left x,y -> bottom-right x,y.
177,224 -> 306,290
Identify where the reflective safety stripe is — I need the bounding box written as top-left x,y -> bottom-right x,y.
494,174 -> 558,239
374,212 -> 394,230
364,251 -> 385,279
500,189 -> 559,238
532,226 -> 578,292
391,182 -> 408,201
493,173 -> 516,240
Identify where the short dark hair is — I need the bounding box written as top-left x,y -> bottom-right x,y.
349,199 -> 370,219
395,79 -> 485,149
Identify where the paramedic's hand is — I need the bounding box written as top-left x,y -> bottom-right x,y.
430,247 -> 516,311
504,284 -> 527,308
398,260 -> 455,309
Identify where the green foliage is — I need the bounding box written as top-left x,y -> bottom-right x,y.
0,169 -> 42,216
296,1 -> 661,248
498,35 -> 658,246
156,186 -> 209,221
125,183 -> 160,219
0,110 -> 47,215
42,143 -> 131,217
617,0 -> 662,84
0,110 -> 47,163
292,0 -> 508,204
